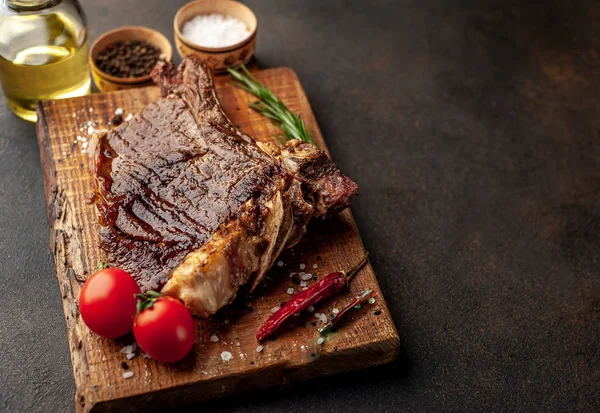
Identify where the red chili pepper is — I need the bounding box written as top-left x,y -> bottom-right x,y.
318,289 -> 377,333
256,253 -> 369,341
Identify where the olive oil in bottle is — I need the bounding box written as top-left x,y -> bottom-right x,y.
0,0 -> 90,122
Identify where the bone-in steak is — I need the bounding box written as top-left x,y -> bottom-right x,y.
92,57 -> 358,316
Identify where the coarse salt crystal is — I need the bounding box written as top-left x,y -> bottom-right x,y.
210,335 -> 219,342
271,306 -> 280,313
256,345 -> 263,353
354,304 -> 362,309
120,345 -> 133,354
82,141 -> 88,148
287,287 -> 294,295
277,260 -> 284,267
314,312 -> 321,318
299,264 -> 306,270
316,337 -> 325,345
126,352 -> 136,360
221,351 -> 233,361
313,264 -> 318,268
123,371 -> 134,379
300,273 -> 312,281
368,297 -> 376,305
115,108 -> 124,116
302,287 -> 308,291
182,14 -> 251,48
307,305 -> 315,312
300,281 -> 307,287
125,113 -> 133,121
332,308 -> 339,314
87,126 -> 94,134
319,314 -> 328,322
289,272 -> 296,278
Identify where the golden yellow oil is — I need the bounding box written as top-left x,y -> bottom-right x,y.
0,9 -> 90,122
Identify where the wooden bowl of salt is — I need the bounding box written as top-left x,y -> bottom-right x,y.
174,0 -> 257,73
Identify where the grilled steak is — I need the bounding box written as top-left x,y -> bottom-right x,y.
92,57 -> 358,316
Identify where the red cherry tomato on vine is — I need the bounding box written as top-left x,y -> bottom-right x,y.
133,295 -> 195,363
79,268 -> 141,339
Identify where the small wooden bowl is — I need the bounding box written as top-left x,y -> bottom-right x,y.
174,0 -> 257,73
89,26 -> 173,92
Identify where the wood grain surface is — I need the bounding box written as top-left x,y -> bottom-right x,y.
35,67 -> 400,412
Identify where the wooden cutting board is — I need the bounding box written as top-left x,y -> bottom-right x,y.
35,67 -> 400,413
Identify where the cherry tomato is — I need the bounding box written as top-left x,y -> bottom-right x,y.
133,296 -> 195,363
79,268 -> 141,339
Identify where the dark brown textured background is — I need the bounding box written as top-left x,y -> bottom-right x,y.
1,0 -> 599,411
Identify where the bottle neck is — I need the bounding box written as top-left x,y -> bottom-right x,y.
5,0 -> 59,11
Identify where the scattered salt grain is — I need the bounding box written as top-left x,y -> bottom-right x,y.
115,108 -> 124,116
182,14 -> 251,48
313,263 -> 318,269
236,342 -> 240,346
300,281 -> 307,287
307,305 -> 315,312
332,308 -> 339,314
314,312 -> 321,318
368,297 -> 376,305
82,141 -> 88,149
354,304 -> 362,309
143,353 -> 151,359
271,306 -> 280,313
256,345 -> 263,353
125,113 -> 133,121
120,345 -> 133,354
126,352 -> 136,360
123,371 -> 134,379
316,337 -> 325,345
302,287 -> 308,291
277,260 -> 284,267
288,272 -> 296,278
299,264 -> 306,270
210,335 -> 219,342
319,314 -> 328,323
221,351 -> 233,362
300,273 -> 312,281
287,287 -> 294,295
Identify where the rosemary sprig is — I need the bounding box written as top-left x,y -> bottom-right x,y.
227,65 -> 315,145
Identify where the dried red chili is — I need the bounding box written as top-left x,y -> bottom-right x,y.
256,253 -> 369,341
318,289 -> 377,333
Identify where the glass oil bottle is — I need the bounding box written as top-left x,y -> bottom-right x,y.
0,0 -> 90,122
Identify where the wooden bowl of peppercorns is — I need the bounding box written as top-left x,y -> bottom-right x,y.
89,26 -> 173,92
